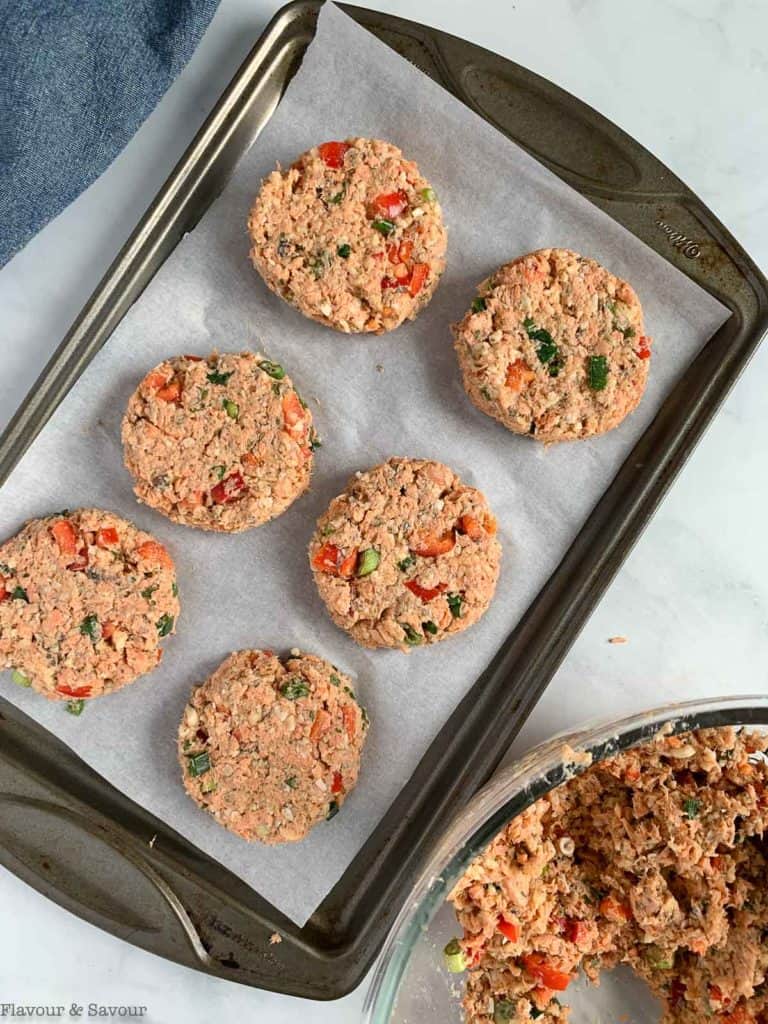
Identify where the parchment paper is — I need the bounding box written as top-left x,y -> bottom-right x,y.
0,3 -> 729,926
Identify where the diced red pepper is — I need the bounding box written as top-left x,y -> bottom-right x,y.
668,980 -> 686,1010
342,704 -> 357,742
637,336 -> 652,359
309,708 -> 331,741
522,953 -> 572,992
0,576 -> 7,602
136,540 -> 174,569
599,896 -> 633,922
506,358 -> 536,392
459,514 -> 484,540
282,391 -> 307,443
373,189 -> 409,219
51,519 -> 78,557
484,513 -> 497,536
338,550 -> 358,577
722,1005 -> 754,1024
398,239 -> 414,262
562,918 -> 588,944
311,543 -> 357,578
95,526 -> 119,549
318,141 -> 349,169
211,470 -> 247,505
56,684 -> 92,699
411,530 -> 455,557
497,916 -> 519,943
404,579 -> 446,602
101,620 -> 116,641
381,276 -> 399,290
144,370 -> 169,391
155,379 -> 182,403
331,771 -> 344,794
408,263 -> 428,297
387,243 -> 400,264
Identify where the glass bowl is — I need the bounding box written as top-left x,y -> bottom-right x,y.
364,695 -> 768,1024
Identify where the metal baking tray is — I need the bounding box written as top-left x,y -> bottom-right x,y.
1,0 -> 766,1001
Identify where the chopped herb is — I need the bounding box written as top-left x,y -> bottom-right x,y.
321,523 -> 336,537
343,685 -> 357,702
397,555 -> 416,573
272,381 -> 282,396
328,184 -> 346,204
156,613 -> 174,638
421,186 -> 437,203
587,355 -> 609,391
79,614 -> 100,641
337,243 -> 351,259
480,387 -> 492,401
285,776 -> 298,789
443,938 -> 466,974
140,584 -> 159,601
619,324 -> 636,339
606,300 -> 617,315
309,432 -> 322,452
493,999 -> 516,1024
471,297 -> 487,313
259,359 -> 285,380
329,674 -> 341,687
207,368 -> 233,386
357,548 -> 380,577
171,581 -> 179,598
423,620 -> 438,635
222,399 -> 239,420
11,586 -> 29,603
201,776 -> 217,794
401,623 -> 422,646
326,800 -> 339,820
683,797 -> 701,820
372,218 -> 395,236
66,699 -> 86,716
187,752 -> 211,777
361,706 -> 370,728
0,562 -> 10,574
524,318 -> 564,376
182,739 -> 192,751
308,250 -> 330,279
280,677 -> 310,700
211,464 -> 226,480
447,592 -> 464,618
11,669 -> 31,688
530,1009 -> 545,1020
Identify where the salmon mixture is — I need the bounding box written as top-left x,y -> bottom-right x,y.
309,457 -> 501,651
0,509 -> 179,702
448,726 -> 768,1024
452,248 -> 651,443
248,137 -> 447,333
178,649 -> 368,844
122,351 -> 317,532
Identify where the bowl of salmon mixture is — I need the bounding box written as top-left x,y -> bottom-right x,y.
364,697 -> 768,1024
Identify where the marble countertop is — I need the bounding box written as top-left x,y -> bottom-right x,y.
1,0 -> 767,1020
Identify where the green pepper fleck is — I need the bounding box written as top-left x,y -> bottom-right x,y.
11,586 -> 29,603
66,699 -> 86,716
207,368 -> 233,386
421,186 -> 437,203
321,523 -> 336,537
280,678 -> 310,700
372,218 -> 395,236
423,620 -> 438,635
480,386 -> 493,401
171,581 -> 179,598
79,614 -> 100,641
285,776 -> 298,789
141,584 -> 159,601
222,399 -> 239,420
447,592 -> 463,619
156,613 -> 174,638
397,555 -> 415,573
309,432 -> 322,452
328,185 -> 346,205
400,623 -> 422,646
443,938 -> 466,974
587,355 -> 609,391
259,359 -> 285,380
187,752 -> 211,777
326,801 -> 339,820
329,674 -> 341,687
272,381 -> 282,396
683,797 -> 700,820
357,548 -> 380,577
201,776 -> 217,794
211,464 -> 226,480
471,297 -> 487,313
11,669 -> 31,688
619,324 -> 636,339
337,243 -> 351,259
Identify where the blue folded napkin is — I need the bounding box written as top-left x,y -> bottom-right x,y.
0,0 -> 220,268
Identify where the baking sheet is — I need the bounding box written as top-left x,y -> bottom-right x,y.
0,3 -> 729,926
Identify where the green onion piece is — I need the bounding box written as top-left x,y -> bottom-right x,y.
361,706 -> 370,728
683,797 -> 700,819
421,187 -> 437,202
328,187 -> 346,204
11,669 -> 31,688
200,776 -> 217,794
79,613 -> 100,641
329,674 -> 341,687
66,699 -> 86,716
187,752 -> 211,777
259,359 -> 285,380
423,620 -> 438,635
397,555 -> 415,573
222,399 -> 239,420
140,584 -> 159,601
285,776 -> 298,789
321,524 -> 336,537
211,464 -> 226,480
326,800 -> 339,820
207,369 -> 233,385
471,297 -> 487,313
343,685 -> 357,701
400,623 -> 422,646
357,548 -> 380,577
372,218 -> 395,236
280,678 -> 310,700
587,355 -> 609,391
171,581 -> 179,597
447,592 -> 464,619
156,613 -> 174,638
11,586 -> 29,603
443,938 -> 466,974
493,999 -> 516,1024
272,381 -> 281,396
337,243 -> 351,259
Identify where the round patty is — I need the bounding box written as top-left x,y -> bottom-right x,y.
178,649 -> 368,844
309,457 -> 501,651
0,508 -> 179,701
122,351 -> 317,532
248,137 -> 447,334
452,248 -> 652,443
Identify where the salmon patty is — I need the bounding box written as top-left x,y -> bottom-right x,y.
453,248 -> 652,443
248,137 -> 447,333
122,351 -> 317,532
178,649 -> 368,844
0,509 -> 179,701
449,726 -> 768,1024
309,458 -> 501,651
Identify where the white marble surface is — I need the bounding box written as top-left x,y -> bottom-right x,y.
0,0 -> 767,1020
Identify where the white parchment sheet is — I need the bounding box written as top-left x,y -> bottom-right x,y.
0,4 -> 729,925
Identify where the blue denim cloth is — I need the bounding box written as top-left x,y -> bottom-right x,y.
0,0 -> 219,267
